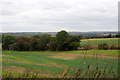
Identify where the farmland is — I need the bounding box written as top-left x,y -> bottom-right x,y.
80,38 -> 118,47
2,31 -> 119,78
2,50 -> 119,78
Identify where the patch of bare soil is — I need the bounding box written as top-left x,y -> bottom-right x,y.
3,66 -> 25,73
3,59 -> 53,67
49,53 -> 118,60
49,54 -> 78,60
77,53 -> 118,59
2,66 -> 59,78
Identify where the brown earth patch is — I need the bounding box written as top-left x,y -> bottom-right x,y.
3,66 -> 25,73
2,66 -> 59,78
3,59 -> 53,67
49,54 -> 78,60
49,53 -> 118,60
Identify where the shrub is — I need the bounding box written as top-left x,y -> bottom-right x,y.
109,45 -> 120,50
83,44 -> 93,50
98,43 -> 108,50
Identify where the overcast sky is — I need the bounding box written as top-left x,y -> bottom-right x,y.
0,0 -> 119,32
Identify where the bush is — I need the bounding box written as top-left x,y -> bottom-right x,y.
109,45 -> 120,50
98,43 -> 108,50
83,45 -> 94,50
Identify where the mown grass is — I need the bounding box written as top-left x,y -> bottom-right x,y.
80,38 -> 119,46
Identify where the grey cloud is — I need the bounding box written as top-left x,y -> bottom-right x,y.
0,0 -> 118,32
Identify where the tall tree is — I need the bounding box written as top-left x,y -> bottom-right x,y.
56,30 -> 69,51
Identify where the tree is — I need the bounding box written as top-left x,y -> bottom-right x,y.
37,34 -> 51,51
56,30 -> 69,51
33,35 -> 41,39
98,43 -> 108,50
48,37 -> 57,51
67,36 -> 80,50
12,36 -> 31,51
29,38 -> 38,51
2,31 -> 81,51
115,34 -> 120,38
106,34 -> 112,38
2,35 -> 15,50
12,40 -> 30,51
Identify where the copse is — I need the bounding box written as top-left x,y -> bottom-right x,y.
2,30 -> 81,51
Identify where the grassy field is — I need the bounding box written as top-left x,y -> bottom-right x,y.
3,50 -> 119,56
80,38 -> 119,47
2,50 -> 119,78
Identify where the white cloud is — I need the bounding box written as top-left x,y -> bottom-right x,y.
0,0 -> 119,32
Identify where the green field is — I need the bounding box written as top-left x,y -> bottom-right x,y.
2,50 -> 119,78
80,38 -> 119,47
3,50 -> 119,56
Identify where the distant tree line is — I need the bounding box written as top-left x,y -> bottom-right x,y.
80,33 -> 120,39
91,33 -> 120,38
2,30 -> 80,51
2,32 -> 119,39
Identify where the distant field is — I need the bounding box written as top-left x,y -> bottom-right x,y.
2,50 -> 119,78
80,38 -> 119,47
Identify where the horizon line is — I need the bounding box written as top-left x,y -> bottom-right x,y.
1,30 -> 118,33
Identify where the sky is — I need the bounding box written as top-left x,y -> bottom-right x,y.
0,0 -> 119,32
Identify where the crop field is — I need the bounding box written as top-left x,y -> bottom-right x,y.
2,50 -> 119,78
80,38 -> 119,47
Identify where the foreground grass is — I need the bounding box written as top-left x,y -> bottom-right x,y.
3,50 -> 119,56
